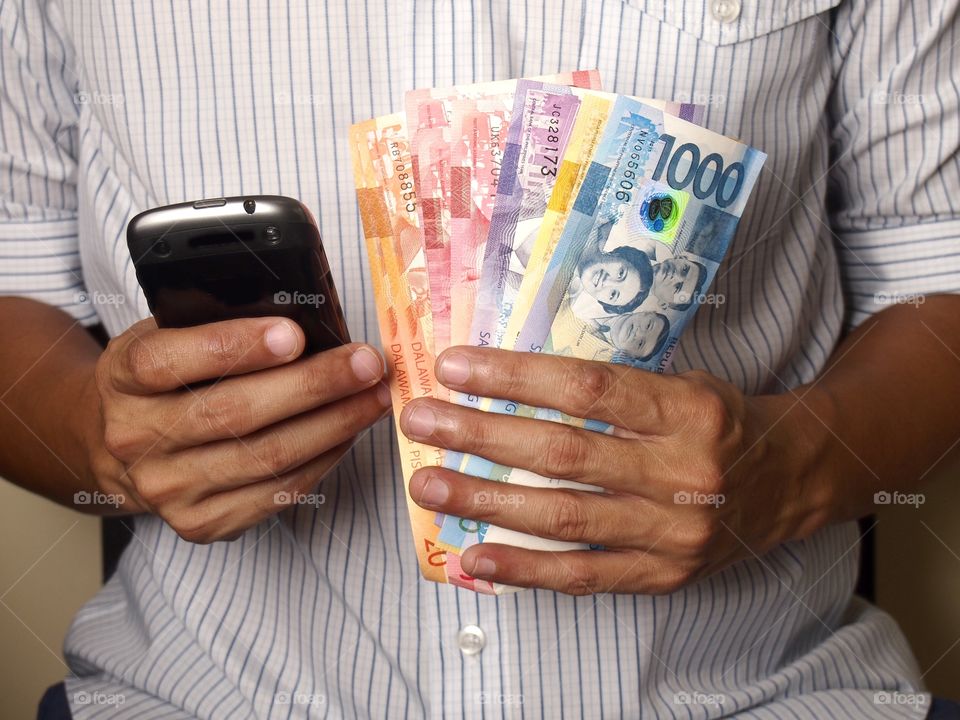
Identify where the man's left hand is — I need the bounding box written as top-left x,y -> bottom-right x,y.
399,347 -> 831,595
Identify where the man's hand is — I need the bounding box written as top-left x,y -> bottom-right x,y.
89,317 -> 390,542
399,347 -> 831,595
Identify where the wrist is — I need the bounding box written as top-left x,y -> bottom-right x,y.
754,386 -> 839,543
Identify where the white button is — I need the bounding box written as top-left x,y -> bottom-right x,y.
457,625 -> 486,656
711,0 -> 741,23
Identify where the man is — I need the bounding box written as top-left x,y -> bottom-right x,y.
2,1 -> 959,719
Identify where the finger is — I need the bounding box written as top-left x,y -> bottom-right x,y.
108,316 -> 307,394
158,343 -> 386,446
399,398 -> 672,493
162,442 -> 352,544
460,545 -> 692,595
408,467 -> 673,548
174,384 -> 390,499
433,346 -> 687,432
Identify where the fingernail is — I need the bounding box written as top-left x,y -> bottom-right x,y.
468,554 -> 497,578
376,382 -> 392,408
264,321 -> 299,358
350,346 -> 383,383
438,352 -> 471,386
416,475 -> 450,507
404,404 -> 437,438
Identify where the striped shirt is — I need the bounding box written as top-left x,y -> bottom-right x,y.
3,0 -> 958,717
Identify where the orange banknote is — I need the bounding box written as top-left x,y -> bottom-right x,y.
349,114 -> 493,592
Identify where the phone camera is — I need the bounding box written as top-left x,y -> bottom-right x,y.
153,240 -> 171,256
265,225 -> 281,244
243,199 -> 256,214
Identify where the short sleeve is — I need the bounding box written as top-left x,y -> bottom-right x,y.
827,0 -> 960,329
0,0 -> 94,324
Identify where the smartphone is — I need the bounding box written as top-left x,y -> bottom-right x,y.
127,195 -> 350,354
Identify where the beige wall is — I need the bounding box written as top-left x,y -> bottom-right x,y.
0,469 -> 957,719
877,463 -> 960,698
0,481 -> 101,720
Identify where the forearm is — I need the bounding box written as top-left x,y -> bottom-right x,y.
786,294 -> 960,534
0,297 -> 122,512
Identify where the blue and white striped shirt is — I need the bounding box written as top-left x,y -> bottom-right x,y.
2,0 -> 959,717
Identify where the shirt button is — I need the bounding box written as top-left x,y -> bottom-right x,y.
710,0 -> 741,23
457,625 -> 486,656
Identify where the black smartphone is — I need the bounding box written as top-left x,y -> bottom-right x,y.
127,195 -> 350,354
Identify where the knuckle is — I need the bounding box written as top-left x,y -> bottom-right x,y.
563,363 -> 613,418
94,351 -> 115,395
543,491 -> 591,541
665,562 -> 701,592
250,433 -> 299,478
102,420 -> 148,462
464,414 -> 494,456
129,468 -> 174,507
497,355 -> 530,400
296,359 -> 338,403
700,459 -> 726,495
684,378 -> 729,438
676,519 -> 719,557
559,558 -> 603,596
191,390 -> 252,437
542,426 -> 592,480
169,512 -> 214,544
343,392 -> 386,434
203,327 -> 247,369
122,339 -> 165,390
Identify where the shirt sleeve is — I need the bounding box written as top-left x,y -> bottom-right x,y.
827,0 -> 960,329
0,0 -> 95,324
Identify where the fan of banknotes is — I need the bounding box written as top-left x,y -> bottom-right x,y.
349,71 -> 766,594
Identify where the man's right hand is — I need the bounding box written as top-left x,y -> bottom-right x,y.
88,316 -> 390,543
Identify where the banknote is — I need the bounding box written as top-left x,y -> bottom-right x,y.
405,92 -> 453,352
448,93 -> 512,348
470,88 -> 705,358
441,97 -> 763,554
438,93 -> 706,551
349,113 -> 494,592
406,72 -> 602,353
426,71 -> 602,473
484,101 -> 766,555
466,81 -> 583,356
518,96 -> 763,359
